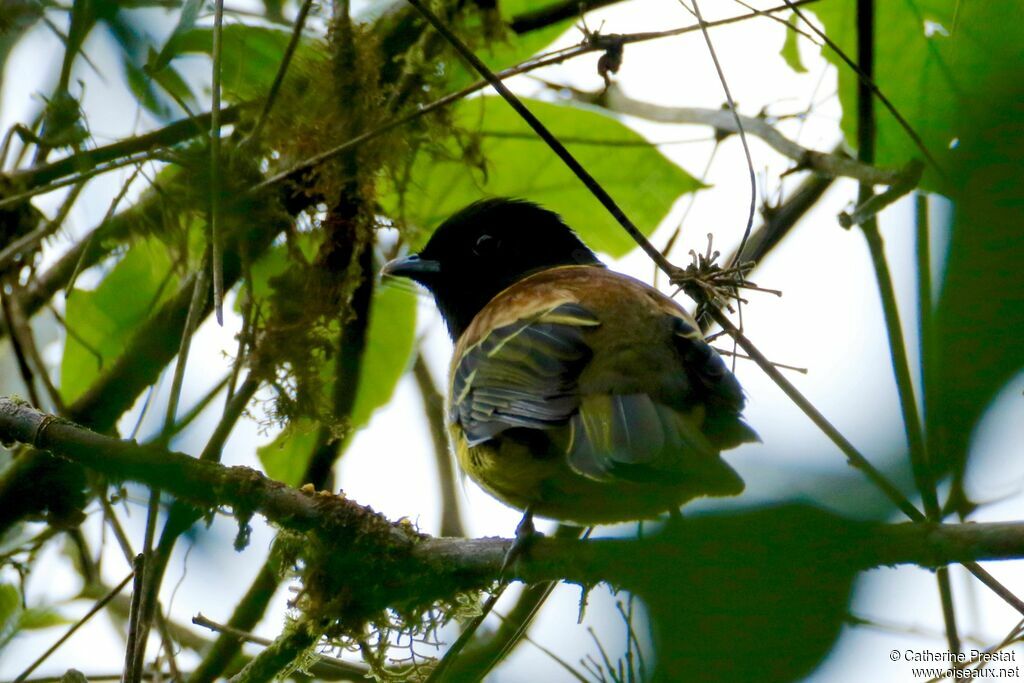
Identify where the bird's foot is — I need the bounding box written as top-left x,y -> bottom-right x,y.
499,507 -> 540,579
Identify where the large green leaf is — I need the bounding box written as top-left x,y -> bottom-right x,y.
258,418 -> 319,488
384,96 -> 702,256
61,240 -> 180,403
930,21 -> 1024,479
808,0 -> 1021,193
258,281 -> 417,486
348,281 -> 417,428
170,25 -> 319,102
810,2 -> 1024,478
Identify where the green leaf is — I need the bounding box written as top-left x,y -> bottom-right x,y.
808,0 -> 1022,192
171,25 -> 319,102
348,281 -> 417,429
929,48 -> 1024,477
146,0 -> 204,73
61,240 -> 180,403
0,584 -> 65,652
257,282 -> 417,485
384,96 -> 702,256
779,17 -> 808,73
810,2 -> 1024,476
17,607 -> 67,631
0,584 -> 19,649
257,418 -> 319,488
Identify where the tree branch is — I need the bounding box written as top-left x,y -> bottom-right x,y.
567,83 -> 903,186
3,396 -> 1024,613
6,106 -> 243,190
509,0 -> 623,34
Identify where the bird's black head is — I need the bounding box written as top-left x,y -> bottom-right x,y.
383,198 -> 602,339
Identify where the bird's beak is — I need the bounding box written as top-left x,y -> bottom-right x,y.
381,254 -> 442,279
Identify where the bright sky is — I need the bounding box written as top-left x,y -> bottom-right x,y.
2,0 -> 1022,681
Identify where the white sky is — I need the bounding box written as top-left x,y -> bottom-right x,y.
1,0 -> 1022,681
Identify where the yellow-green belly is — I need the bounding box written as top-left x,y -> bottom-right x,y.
452,427 -> 696,525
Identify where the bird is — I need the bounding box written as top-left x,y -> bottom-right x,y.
383,198 -> 757,525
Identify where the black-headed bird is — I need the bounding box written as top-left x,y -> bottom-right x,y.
384,198 -> 757,525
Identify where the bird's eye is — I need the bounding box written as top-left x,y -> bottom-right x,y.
473,234 -> 499,256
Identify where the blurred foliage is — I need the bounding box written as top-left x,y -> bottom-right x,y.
0,582 -> 65,655
166,24 -> 321,102
810,0 -> 1024,497
60,238 -> 182,403
779,16 -> 808,73
258,282 -> 417,486
640,506 -> 861,682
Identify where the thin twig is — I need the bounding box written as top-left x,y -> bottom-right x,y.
200,374 -> 259,462
567,83 -> 903,185
192,614 -> 369,677
2,287 -> 66,414
9,107 -> 242,190
731,0 -> 820,44
0,283 -> 42,407
0,180 -> 85,273
13,571 -> 135,683
0,151 -> 170,210
210,0 -> 226,325
244,0 -> 315,144
134,493 -> 161,677
837,160 -> 923,227
710,346 -> 807,374
162,259 -> 211,440
164,374 -> 232,440
413,353 -> 465,538
687,0 -> 757,266
133,245 -> 212,670
424,584 -> 510,682
66,165 -> 144,295
123,555 -> 147,683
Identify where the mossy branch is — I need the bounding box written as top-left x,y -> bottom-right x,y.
3,397 -> 1024,605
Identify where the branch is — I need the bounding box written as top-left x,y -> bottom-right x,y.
509,0 -> 624,34
0,184 -> 167,343
730,167 -> 834,266
3,397 -> 1024,608
569,83 -> 904,185
6,106 -> 243,190
0,397 -> 413,546
413,353 -> 465,538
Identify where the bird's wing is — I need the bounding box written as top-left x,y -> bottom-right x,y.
565,315 -> 753,490
451,302 -> 600,447
670,315 -> 760,449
